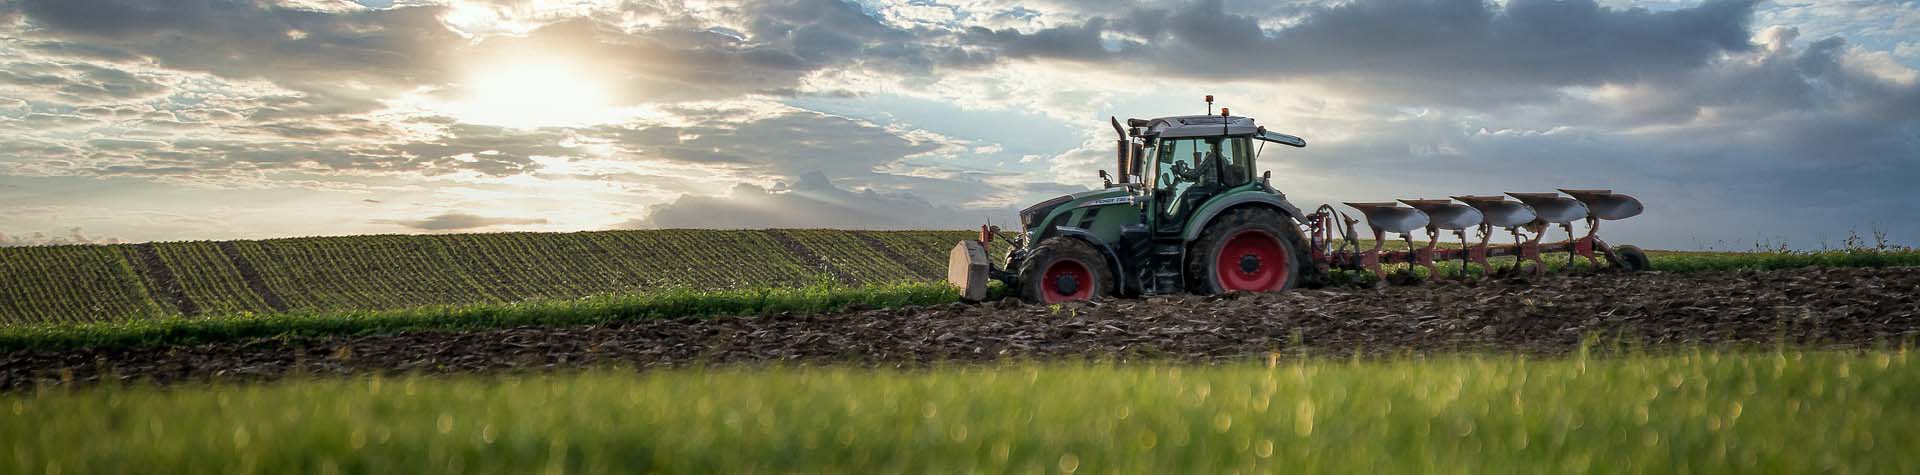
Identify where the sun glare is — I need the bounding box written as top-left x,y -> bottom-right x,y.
445,60 -> 622,129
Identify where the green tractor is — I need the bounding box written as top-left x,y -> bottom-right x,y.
949,99 -> 1313,303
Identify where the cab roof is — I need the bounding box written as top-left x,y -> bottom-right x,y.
1145,115 -> 1258,138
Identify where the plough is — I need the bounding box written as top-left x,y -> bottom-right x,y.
1310,190 -> 1647,278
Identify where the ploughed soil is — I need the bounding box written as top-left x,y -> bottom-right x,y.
5,267 -> 1919,390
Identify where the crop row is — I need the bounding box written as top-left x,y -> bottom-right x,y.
0,230 -> 990,324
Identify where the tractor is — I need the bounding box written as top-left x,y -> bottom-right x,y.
948,97 -> 1647,303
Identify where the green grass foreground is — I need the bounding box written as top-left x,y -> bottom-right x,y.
0,282 -> 963,351
3,249 -> 1917,351
5,351 -> 1914,473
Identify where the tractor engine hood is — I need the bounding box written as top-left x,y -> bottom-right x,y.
1018,188 -> 1131,231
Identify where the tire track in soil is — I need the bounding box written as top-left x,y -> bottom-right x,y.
853,232 -> 939,280
763,230 -> 855,285
8,266 -> 1920,391
129,244 -> 200,316
217,241 -> 290,313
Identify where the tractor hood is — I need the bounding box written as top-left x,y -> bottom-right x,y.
1019,187 -> 1135,232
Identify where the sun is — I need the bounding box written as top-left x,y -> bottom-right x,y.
443,59 -> 621,129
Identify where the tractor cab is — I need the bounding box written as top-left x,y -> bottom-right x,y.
1126,114 -> 1306,239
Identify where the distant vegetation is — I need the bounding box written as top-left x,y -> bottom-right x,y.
0,282 -> 964,351
6,351 -> 1912,473
0,230 -> 1010,325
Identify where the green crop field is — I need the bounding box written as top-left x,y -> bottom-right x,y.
0,230 -> 1013,325
5,350 -> 1912,473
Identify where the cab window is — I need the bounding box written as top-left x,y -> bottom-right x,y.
1151,138 -> 1213,231
1218,137 -> 1253,187
1152,137 -> 1254,190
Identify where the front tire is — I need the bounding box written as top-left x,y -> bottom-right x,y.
1188,208 -> 1308,294
1017,237 -> 1112,303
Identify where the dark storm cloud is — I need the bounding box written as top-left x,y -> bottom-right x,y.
963,17 -> 1109,61
1550,28 -> 1920,164
1263,28 -> 1920,248
373,212 -> 548,231
8,0 -> 465,110
973,0 -> 1759,104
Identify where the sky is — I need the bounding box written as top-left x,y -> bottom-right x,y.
0,0 -> 1915,250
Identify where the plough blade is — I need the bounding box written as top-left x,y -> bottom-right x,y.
1452,195 -> 1536,228
1342,202 -> 1431,279
1559,189 -> 1643,221
1398,199 -> 1483,230
1399,199 -> 1485,276
1507,192 -> 1589,225
1343,202 -> 1428,234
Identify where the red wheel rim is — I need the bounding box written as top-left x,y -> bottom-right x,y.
1040,259 -> 1094,303
1215,229 -> 1289,292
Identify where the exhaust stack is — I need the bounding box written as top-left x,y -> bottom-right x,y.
1110,117 -> 1131,184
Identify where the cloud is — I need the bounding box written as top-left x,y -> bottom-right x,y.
623,171 -> 1011,229
3,0 -> 966,109
9,0 -> 465,111
969,0 -> 1760,105
0,227 -> 122,246
587,104 -> 967,180
373,212 -> 548,231
0,60 -> 171,103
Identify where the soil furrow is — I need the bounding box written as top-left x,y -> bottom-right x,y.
853,231 -> 940,280
763,230 -> 855,285
5,267 -> 1918,390
129,243 -> 200,317
217,241 -> 290,312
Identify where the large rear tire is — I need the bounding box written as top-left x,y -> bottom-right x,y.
1188,208 -> 1308,294
1017,237 -> 1112,303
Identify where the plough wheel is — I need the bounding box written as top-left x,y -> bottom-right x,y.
1018,237 -> 1111,303
1609,245 -> 1651,273
1189,208 -> 1308,294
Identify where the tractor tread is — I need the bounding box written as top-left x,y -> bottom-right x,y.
1186,207 -> 1311,294
1017,237 -> 1112,303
